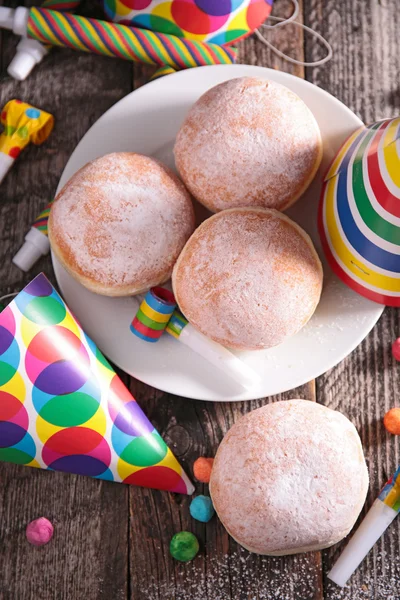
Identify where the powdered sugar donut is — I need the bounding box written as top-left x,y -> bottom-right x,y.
210,400 -> 369,555
49,153 -> 195,296
174,77 -> 322,212
172,208 -> 323,350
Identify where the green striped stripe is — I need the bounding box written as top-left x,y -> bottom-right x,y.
168,36 -> 191,68
352,126 -> 400,244
50,10 -> 84,49
140,29 -> 167,65
29,12 -> 48,42
76,14 -> 111,54
212,44 -> 234,63
103,21 -> 132,60
118,25 -> 149,64
165,34 -> 191,67
166,311 -> 187,337
191,39 -> 213,65
137,309 -> 167,331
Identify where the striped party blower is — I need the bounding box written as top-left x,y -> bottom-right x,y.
13,200 -> 55,272
328,466 -> 400,587
131,288 -> 260,390
25,7 -> 237,69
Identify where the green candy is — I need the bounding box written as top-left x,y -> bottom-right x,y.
169,532 -> 199,562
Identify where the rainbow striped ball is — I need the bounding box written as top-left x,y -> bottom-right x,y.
319,118 -> 400,306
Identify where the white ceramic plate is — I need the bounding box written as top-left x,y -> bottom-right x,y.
52,64 -> 383,401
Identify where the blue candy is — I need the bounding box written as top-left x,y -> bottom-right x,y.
190,495 -> 215,523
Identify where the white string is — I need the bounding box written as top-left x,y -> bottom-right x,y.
261,0 -> 300,29
255,0 -> 333,67
0,292 -> 18,303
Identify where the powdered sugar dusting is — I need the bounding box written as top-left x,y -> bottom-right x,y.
174,77 -> 322,212
210,401 -> 369,555
49,153 -> 195,294
134,542 -> 400,599
172,209 -> 323,350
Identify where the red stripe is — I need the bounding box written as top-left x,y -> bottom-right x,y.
113,25 -> 141,61
90,19 -> 126,60
367,122 -> 400,218
134,29 -> 163,66
318,200 -> 399,306
131,317 -> 163,339
28,19 -> 47,43
156,33 -> 185,68
42,10 -> 77,49
63,13 -> 101,55
33,218 -> 48,227
200,41 -> 220,64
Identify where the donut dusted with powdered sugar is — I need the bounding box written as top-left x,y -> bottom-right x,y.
49,153 -> 195,296
172,208 -> 323,351
210,400 -> 369,556
174,77 -> 322,213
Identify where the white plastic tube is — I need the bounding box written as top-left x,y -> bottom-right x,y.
328,499 -> 398,587
177,324 -> 261,390
13,227 -> 50,272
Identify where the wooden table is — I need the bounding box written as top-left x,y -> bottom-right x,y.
0,1 -> 399,598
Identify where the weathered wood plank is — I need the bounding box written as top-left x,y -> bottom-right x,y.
304,1 -> 400,598
0,2 -> 131,599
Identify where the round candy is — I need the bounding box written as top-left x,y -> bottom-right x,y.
193,457 -> 214,483
26,517 -> 54,546
392,338 -> 400,361
383,408 -> 400,435
190,495 -> 215,523
169,531 -> 199,562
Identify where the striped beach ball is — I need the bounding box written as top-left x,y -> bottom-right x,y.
103,0 -> 273,45
319,117 -> 400,306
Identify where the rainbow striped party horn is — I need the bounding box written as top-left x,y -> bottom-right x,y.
6,0 -> 83,80
328,466 -> 400,587
319,117 -> 400,306
13,200 -> 54,272
131,288 -> 260,390
0,6 -> 236,71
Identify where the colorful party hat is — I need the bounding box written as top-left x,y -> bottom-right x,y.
319,117 -> 400,306
0,273 -> 194,494
104,0 -> 273,45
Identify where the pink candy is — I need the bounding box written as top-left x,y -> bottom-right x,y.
26,517 -> 54,546
392,338 -> 400,362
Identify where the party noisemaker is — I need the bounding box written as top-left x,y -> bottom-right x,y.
329,466 -> 400,587
0,99 -> 53,184
0,274 -> 194,494
319,117 -> 400,306
131,288 -> 260,390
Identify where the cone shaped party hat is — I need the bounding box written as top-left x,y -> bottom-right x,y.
103,0 -> 273,45
319,117 -> 400,306
0,273 -> 194,494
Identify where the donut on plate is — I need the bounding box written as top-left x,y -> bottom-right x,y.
49,152 -> 195,296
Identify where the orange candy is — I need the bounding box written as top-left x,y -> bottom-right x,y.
383,408 -> 400,435
193,457 -> 214,483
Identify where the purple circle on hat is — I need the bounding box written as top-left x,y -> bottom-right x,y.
34,361 -> 89,395
195,0 -> 233,16
114,400 -> 154,437
0,422 -> 26,448
0,327 -> 14,356
24,275 -> 53,298
49,455 -> 109,477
